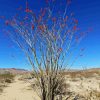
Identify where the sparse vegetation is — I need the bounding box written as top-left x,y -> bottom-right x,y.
0,88 -> 3,93
5,78 -> 12,83
0,73 -> 14,80
0,72 -> 15,93
63,69 -> 100,78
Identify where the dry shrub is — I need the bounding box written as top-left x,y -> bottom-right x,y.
62,69 -> 100,78
70,78 -> 79,82
0,73 -> 14,80
0,73 -> 14,84
0,88 -> 3,93
5,78 -> 12,83
86,90 -> 100,100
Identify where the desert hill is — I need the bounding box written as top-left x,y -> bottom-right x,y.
0,68 -> 29,75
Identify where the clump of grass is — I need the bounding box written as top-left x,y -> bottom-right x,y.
0,73 -> 15,93
0,73 -> 14,81
0,88 -> 3,92
5,79 -> 12,83
86,90 -> 100,100
0,73 -> 15,84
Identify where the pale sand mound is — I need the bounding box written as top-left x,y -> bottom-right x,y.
0,76 -> 40,100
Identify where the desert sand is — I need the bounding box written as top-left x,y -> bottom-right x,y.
0,76 -> 40,100
0,68 -> 100,100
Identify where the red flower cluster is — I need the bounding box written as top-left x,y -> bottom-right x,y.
20,22 -> 24,25
67,0 -> 71,5
45,0 -> 49,3
57,48 -> 62,52
38,25 -> 44,32
5,20 -> 9,26
64,16 -> 68,22
41,9 -> 46,17
25,8 -> 32,13
74,19 -> 78,24
73,26 -> 77,31
38,16 -> 42,23
25,1 -> 32,13
52,17 -> 56,22
32,24 -> 35,30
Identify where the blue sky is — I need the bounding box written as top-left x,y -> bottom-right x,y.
0,0 -> 100,70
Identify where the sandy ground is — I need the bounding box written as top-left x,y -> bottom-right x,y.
66,77 -> 100,96
0,73 -> 100,100
0,76 -> 40,100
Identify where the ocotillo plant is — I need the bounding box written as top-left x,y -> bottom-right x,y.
4,0 -> 85,100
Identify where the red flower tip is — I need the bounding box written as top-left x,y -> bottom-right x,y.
73,26 -> 77,31
20,22 -> 24,25
74,19 -> 78,24
58,48 -> 62,52
41,9 -> 46,17
38,16 -> 42,23
38,25 -> 45,32
25,8 -> 32,13
52,17 -> 56,22
65,16 -> 68,20
5,20 -> 9,26
45,0 -> 49,3
32,25 -> 35,30
67,0 -> 71,5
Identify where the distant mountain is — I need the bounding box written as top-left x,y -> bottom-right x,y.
0,67 -> 99,75
0,68 -> 30,74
